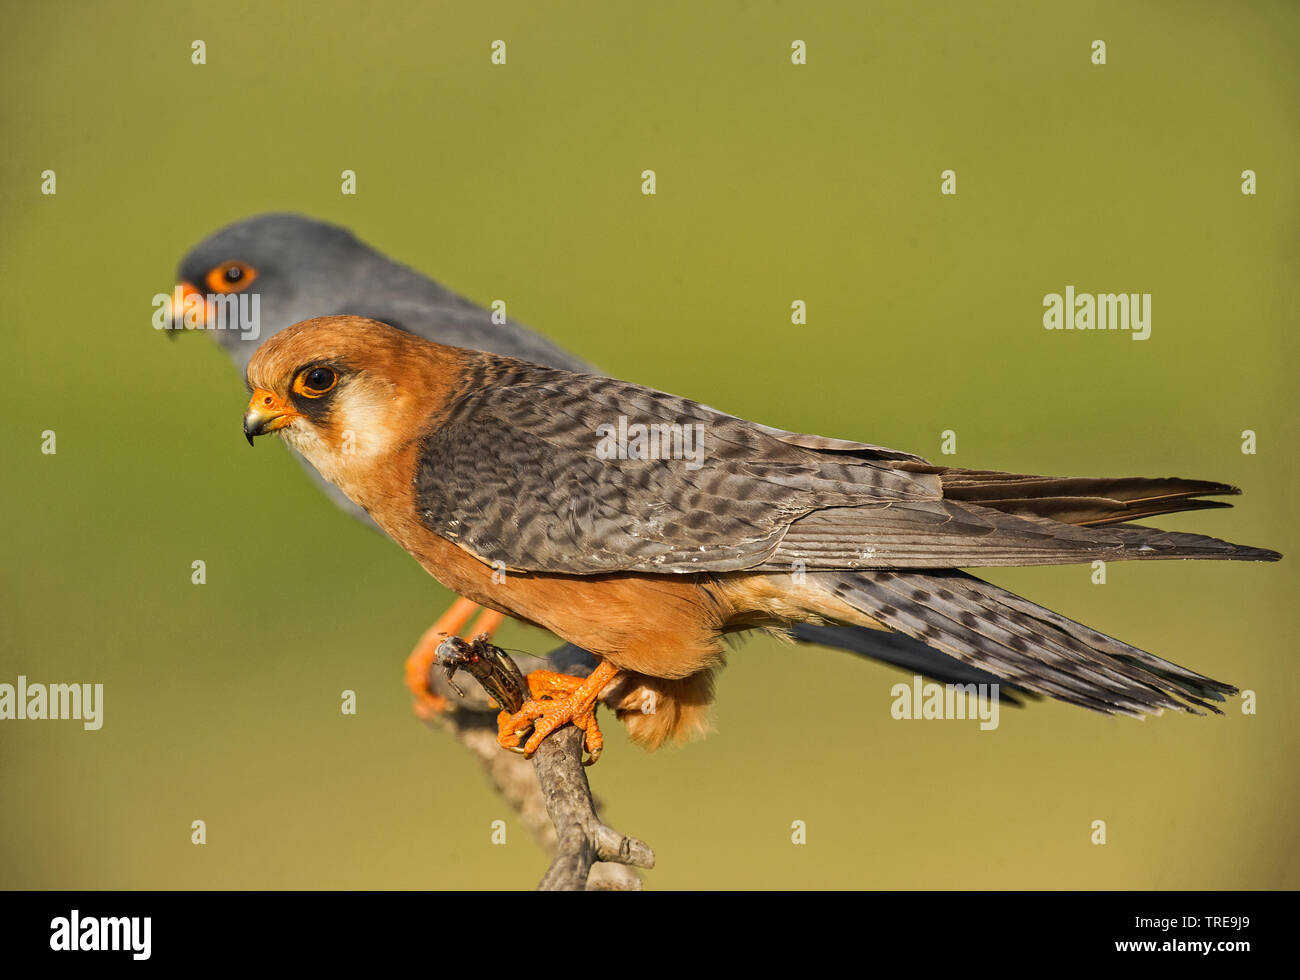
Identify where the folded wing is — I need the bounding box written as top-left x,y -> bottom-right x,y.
415,354 -> 1278,574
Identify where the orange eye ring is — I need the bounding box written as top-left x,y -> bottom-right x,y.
293,365 -> 338,398
205,261 -> 256,294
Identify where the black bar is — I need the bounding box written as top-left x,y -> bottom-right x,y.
0,890 -> 1279,967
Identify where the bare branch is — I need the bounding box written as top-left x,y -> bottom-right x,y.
531,725 -> 654,890
422,635 -> 654,890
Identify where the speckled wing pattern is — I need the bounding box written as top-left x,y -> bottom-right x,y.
414,354 -> 1274,575
415,355 -> 940,573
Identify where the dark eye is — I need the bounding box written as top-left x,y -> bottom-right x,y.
206,261 -> 257,294
300,366 -> 337,395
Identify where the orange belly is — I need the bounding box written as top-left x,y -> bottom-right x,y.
387,512 -> 733,679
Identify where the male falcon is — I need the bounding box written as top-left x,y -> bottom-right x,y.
242,316 -> 1279,761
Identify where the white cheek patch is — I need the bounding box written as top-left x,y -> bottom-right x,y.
330,382 -> 401,461
280,420 -> 325,456
280,421 -> 345,483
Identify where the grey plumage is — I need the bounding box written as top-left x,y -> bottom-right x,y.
823,570 -> 1235,715
413,351 -> 1276,575
179,213 -> 593,375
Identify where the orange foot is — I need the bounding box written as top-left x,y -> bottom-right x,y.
404,596 -> 507,719
498,661 -> 621,765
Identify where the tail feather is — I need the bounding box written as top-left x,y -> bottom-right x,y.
780,500 -> 1280,568
791,623 -> 1034,705
897,465 -> 1243,527
820,569 -> 1237,716
963,495 -> 1232,527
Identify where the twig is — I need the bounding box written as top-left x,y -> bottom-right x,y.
424,636 -> 654,890
530,725 -> 655,889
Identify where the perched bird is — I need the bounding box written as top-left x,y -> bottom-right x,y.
242,316 -> 1279,761
172,213 -> 1029,710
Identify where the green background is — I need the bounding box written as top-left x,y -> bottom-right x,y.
2,0 -> 1296,889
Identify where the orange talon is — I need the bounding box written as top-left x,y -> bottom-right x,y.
497,661 -> 620,764
521,670 -> 586,699
404,597 -> 507,719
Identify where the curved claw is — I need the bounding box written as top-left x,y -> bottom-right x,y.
504,722 -> 534,754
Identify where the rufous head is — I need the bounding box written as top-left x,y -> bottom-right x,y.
243,315 -> 458,505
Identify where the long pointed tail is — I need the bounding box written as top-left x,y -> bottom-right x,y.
816,569 -> 1237,716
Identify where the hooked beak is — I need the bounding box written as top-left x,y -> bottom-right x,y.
163,282 -> 206,338
243,388 -> 300,446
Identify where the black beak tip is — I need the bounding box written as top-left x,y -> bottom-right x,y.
245,430 -> 256,447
